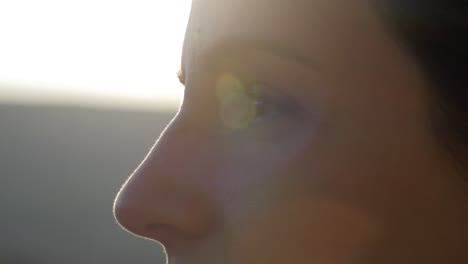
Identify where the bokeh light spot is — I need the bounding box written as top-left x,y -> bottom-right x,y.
216,73 -> 256,131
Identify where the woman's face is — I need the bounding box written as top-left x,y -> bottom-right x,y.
114,0 -> 468,263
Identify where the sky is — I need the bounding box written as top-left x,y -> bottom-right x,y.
0,0 -> 191,110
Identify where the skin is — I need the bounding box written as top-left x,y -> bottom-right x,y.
114,0 -> 468,263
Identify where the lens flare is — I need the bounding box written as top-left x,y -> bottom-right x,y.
216,73 -> 256,131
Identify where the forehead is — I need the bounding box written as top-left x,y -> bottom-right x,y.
182,0 -> 380,70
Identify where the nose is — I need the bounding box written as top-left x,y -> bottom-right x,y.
113,116 -> 219,251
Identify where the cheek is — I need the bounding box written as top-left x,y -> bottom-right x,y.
213,125 -> 383,262
213,113 -> 440,261
228,197 -> 381,263
212,122 -> 317,210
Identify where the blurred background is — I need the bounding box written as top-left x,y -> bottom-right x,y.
1,1 -> 190,263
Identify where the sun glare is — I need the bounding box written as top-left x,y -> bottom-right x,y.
0,0 -> 191,110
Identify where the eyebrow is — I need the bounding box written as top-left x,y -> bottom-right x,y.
177,39 -> 321,85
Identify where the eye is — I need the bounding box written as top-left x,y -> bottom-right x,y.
246,82 -> 300,122
215,73 -> 301,131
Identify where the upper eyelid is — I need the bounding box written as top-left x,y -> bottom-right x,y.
177,39 -> 321,84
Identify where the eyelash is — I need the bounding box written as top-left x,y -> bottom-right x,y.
246,82 -> 301,121
176,69 -> 186,85
176,69 -> 301,122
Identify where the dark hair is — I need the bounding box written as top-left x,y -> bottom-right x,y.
376,1 -> 468,168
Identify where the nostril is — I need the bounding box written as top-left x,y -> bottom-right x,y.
114,205 -> 191,252
144,223 -> 192,251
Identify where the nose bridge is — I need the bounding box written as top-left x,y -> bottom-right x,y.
113,117 -> 219,246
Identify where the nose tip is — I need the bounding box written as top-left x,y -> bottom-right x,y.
114,191 -> 218,253
113,175 -> 219,252
113,200 -> 149,238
